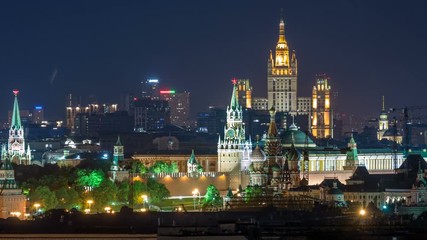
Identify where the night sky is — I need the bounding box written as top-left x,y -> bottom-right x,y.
1,0 -> 426,122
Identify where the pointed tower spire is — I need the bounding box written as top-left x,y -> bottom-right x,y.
11,90 -> 22,130
230,79 -> 239,110
115,135 -> 122,146
267,107 -> 278,137
278,10 -> 285,44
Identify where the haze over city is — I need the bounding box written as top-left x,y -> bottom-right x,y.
1,0 -> 426,122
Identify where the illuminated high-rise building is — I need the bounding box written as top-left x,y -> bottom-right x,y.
32,106 -> 44,124
141,79 -> 159,100
235,79 -> 252,109
160,90 -> 191,128
267,17 -> 298,113
311,74 -> 333,139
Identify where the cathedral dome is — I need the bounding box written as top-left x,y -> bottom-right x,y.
250,144 -> 266,162
285,144 -> 301,161
281,123 -> 316,148
383,127 -> 401,137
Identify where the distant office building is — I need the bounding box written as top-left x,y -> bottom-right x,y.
196,107 -> 226,134
119,92 -> 135,114
75,111 -> 133,137
141,79 -> 159,100
164,91 -> 191,128
235,79 -> 252,109
252,97 -> 268,111
32,106 -> 44,124
267,17 -> 298,113
134,98 -> 170,132
65,94 -> 119,134
311,74 -> 333,139
102,104 -> 118,114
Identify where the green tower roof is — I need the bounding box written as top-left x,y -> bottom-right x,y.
229,82 -> 240,110
188,149 -> 198,165
115,135 -> 122,146
11,90 -> 21,130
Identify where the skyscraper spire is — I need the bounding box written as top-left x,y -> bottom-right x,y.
268,107 -> 278,137
278,16 -> 285,44
11,90 -> 21,130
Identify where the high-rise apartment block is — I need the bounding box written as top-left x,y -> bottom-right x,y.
267,18 -> 298,113
141,79 -> 159,100
311,75 -> 333,138
235,79 -> 252,109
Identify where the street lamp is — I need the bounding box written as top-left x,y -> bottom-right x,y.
87,200 -> 94,213
33,203 -> 41,214
141,195 -> 148,210
359,209 -> 366,216
192,189 -> 200,210
104,206 -> 111,213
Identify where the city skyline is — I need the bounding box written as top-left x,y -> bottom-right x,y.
1,0 -> 426,122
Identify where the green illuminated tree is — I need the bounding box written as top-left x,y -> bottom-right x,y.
146,178 -> 170,204
31,186 -> 58,210
244,185 -> 263,202
149,161 -> 178,174
75,169 -> 104,191
117,181 -> 130,204
203,184 -> 222,210
54,186 -> 81,210
93,178 -> 118,212
131,161 -> 148,174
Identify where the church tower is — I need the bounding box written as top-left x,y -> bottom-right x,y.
344,135 -> 359,170
111,135 -> 124,171
267,16 -> 298,113
218,80 -> 252,172
3,90 -> 30,165
377,96 -> 389,140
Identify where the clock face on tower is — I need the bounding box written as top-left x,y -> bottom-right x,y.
226,129 -> 235,139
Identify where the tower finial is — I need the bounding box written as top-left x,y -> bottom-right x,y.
382,96 -> 385,111
280,8 -> 284,21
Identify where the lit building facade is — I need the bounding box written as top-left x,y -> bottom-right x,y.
134,98 -> 170,132
267,18 -> 298,113
252,97 -> 268,111
141,79 -> 159,100
32,106 -> 44,124
161,90 -> 191,128
236,79 -> 252,109
311,74 -> 333,139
